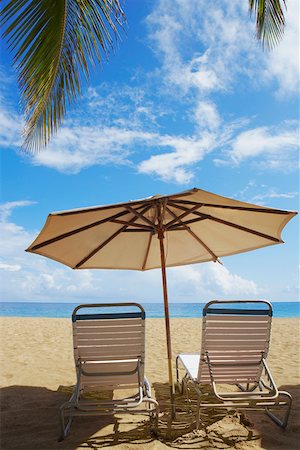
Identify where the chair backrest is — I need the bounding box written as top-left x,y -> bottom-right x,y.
197,300 -> 272,384
72,303 -> 146,390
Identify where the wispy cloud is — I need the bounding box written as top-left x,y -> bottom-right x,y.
265,0 -> 299,98
168,263 -> 259,299
31,126 -> 154,173
194,101 -> 221,132
146,0 -> 253,96
215,122 -> 299,171
0,262 -> 21,272
0,201 -> 37,222
0,107 -> 22,148
0,1 -> 298,184
233,180 -> 298,205
146,0 -> 299,100
86,83 -> 167,129
138,133 -> 216,183
249,189 -> 298,206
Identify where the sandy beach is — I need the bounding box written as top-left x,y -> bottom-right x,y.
0,317 -> 299,450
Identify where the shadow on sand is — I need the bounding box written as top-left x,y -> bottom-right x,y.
245,384 -> 300,450
0,385 -> 156,450
152,383 -> 300,449
1,383 -> 299,449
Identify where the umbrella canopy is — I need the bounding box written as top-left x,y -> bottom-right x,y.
26,187 -> 297,407
26,187 -> 296,270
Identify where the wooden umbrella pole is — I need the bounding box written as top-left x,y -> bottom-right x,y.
158,228 -> 176,417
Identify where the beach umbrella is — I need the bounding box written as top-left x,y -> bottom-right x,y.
26,187 -> 296,407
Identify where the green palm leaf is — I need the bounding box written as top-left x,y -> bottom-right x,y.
249,0 -> 286,49
1,0 -> 125,151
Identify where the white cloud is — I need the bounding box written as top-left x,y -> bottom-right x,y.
0,221 -> 35,262
231,126 -> 298,161
215,122 -> 299,171
0,262 -> 21,272
0,201 -> 37,222
138,133 -> 216,183
209,264 -> 258,296
141,0 -> 299,180
233,181 -> 298,205
33,125 -> 218,181
0,0 -> 298,184
194,101 -> 221,131
265,0 -> 299,97
146,0 -> 299,100
1,92 -> 219,182
0,201 -> 100,301
0,107 -> 22,148
32,126 -> 155,173
146,0 -> 256,98
250,189 -> 298,204
167,263 -> 259,299
0,99 -> 217,181
86,83 -> 166,128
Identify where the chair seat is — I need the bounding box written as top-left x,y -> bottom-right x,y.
178,353 -> 200,381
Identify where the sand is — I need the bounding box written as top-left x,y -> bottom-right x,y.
0,317 -> 299,450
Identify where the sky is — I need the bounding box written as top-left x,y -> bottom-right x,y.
0,0 -> 299,304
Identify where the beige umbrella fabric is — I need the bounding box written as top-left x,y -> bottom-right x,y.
26,187 -> 297,405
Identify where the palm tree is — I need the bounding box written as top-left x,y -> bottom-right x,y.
1,0 -> 286,152
249,0 -> 286,49
1,0 -> 126,151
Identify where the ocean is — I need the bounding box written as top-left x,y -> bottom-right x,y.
0,301 -> 299,318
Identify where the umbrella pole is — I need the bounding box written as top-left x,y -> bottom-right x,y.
158,230 -> 176,418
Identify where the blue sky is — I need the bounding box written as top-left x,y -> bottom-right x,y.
0,0 -> 299,303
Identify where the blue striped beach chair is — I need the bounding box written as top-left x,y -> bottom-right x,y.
59,302 -> 158,440
176,300 -> 292,428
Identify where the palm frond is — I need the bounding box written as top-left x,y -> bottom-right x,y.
0,0 -> 126,151
249,0 -> 286,50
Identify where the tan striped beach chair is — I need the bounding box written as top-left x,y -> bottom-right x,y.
59,303 -> 159,440
176,300 -> 292,428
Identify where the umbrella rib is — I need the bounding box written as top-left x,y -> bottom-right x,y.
165,207 -> 219,262
74,205 -> 153,269
165,203 -> 204,229
171,199 -> 291,215
168,216 -> 206,229
110,219 -> 153,231
27,209 -> 137,251
142,232 -> 154,270
122,229 -> 151,232
125,205 -> 157,229
74,226 -> 128,269
169,202 -> 282,243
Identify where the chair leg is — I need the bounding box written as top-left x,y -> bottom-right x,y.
265,391 -> 292,428
175,356 -> 180,383
58,405 -> 73,441
142,378 -> 159,433
144,376 -> 152,397
143,397 -> 159,434
153,401 -> 160,432
196,397 -> 201,429
175,357 -> 188,395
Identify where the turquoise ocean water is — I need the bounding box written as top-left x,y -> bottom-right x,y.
0,302 -> 299,318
